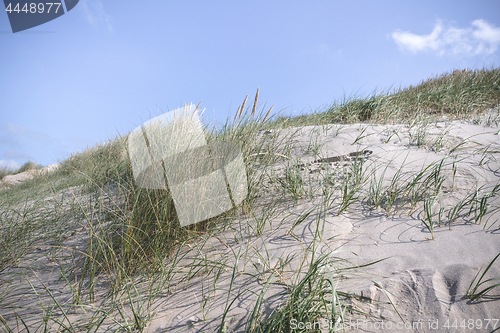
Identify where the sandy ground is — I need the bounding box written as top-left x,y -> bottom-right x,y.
0,164 -> 60,189
1,116 -> 500,332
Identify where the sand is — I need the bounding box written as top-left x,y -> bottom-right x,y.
1,117 -> 499,332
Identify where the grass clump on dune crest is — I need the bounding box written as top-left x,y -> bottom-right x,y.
0,161 -> 44,180
51,100 -> 285,282
57,136 -> 131,187
277,67 -> 499,127
0,166 -> 12,180
16,161 -> 44,174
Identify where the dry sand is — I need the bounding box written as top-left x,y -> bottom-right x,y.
1,118 -> 499,332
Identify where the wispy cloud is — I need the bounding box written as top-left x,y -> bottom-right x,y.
0,123 -> 58,166
1,123 -> 53,143
4,123 -> 30,136
0,134 -> 22,148
0,159 -> 20,170
3,150 -> 32,160
391,19 -> 500,57
81,0 -> 114,33
315,44 -> 343,58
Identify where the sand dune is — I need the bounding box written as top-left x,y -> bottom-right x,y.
1,117 -> 499,332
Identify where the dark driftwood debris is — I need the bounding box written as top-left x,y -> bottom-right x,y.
296,149 -> 373,173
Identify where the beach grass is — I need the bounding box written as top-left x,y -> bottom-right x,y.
0,67 -> 499,332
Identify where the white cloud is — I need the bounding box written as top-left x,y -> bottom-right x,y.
392,19 -> 500,57
81,0 -> 114,33
392,22 -> 443,53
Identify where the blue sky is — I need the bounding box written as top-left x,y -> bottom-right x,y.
1,0 -> 499,169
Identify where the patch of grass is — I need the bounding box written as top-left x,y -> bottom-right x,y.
466,252 -> 500,302
0,161 -> 45,181
273,67 -> 500,128
17,161 -> 43,174
250,250 -> 387,333
409,123 -> 429,148
338,154 -> 367,215
447,191 -> 474,229
421,197 -> 437,240
430,125 -> 451,152
0,166 -> 14,180
366,163 -> 387,210
383,158 -> 407,213
0,67 -> 499,331
352,125 -> 375,145
382,127 -> 402,144
279,163 -> 306,202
